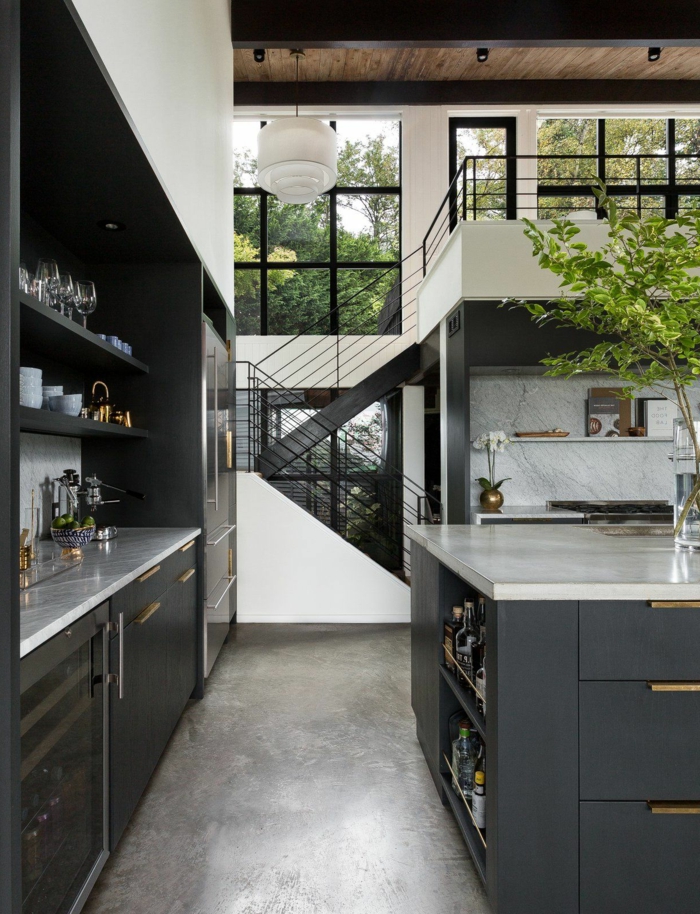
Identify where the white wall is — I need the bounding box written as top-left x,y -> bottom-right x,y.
237,473 -> 410,622
71,0 -> 233,308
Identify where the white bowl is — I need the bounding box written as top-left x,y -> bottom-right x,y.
49,394 -> 83,416
19,367 -> 42,379
20,376 -> 42,387
20,393 -> 43,409
42,386 -> 63,393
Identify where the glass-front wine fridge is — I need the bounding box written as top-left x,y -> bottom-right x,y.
20,602 -> 110,914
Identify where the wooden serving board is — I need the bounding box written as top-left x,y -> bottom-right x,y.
514,431 -> 570,438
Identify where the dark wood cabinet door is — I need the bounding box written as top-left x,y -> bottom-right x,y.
110,614 -> 159,848
167,569 -> 197,733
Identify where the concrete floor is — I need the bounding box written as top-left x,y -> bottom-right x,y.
83,624 -> 490,914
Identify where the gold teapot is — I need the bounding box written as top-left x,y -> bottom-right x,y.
89,381 -> 114,423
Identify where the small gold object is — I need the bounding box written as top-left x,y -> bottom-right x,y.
136,564 -> 160,583
479,488 -> 504,511
179,540 -> 195,553
647,681 -> 700,691
178,568 -> 195,584
648,801 -> 700,814
90,380 -> 113,422
123,411 -> 132,428
134,601 -> 161,625
19,545 -> 32,571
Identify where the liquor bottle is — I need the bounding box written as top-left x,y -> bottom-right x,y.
476,649 -> 486,718
456,600 -> 476,680
472,770 -> 486,831
451,722 -> 475,797
444,606 -> 463,671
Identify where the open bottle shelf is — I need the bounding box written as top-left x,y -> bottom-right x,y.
440,757 -> 487,885
20,292 -> 149,375
20,407 -> 148,439
440,664 -> 486,741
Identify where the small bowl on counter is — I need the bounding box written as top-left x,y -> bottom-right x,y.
48,394 -> 83,417
628,426 -> 646,437
50,525 -> 96,550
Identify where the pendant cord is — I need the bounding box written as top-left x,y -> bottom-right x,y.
295,54 -> 299,117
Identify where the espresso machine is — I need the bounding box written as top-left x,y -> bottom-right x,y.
54,470 -> 146,540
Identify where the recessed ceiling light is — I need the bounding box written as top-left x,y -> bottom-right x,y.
476,48 -> 489,63
648,47 -> 662,62
98,219 -> 126,231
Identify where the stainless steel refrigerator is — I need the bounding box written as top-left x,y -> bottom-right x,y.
202,320 -> 236,678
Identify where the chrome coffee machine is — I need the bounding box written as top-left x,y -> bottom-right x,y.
54,470 -> 146,540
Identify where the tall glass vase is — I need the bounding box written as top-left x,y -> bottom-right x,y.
673,418 -> 700,550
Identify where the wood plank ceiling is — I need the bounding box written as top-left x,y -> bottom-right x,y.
234,47 -> 700,82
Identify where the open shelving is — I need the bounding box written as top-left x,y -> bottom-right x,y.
512,435 -> 672,443
20,292 -> 149,375
440,664 -> 486,741
440,764 -> 487,885
19,407 -> 148,439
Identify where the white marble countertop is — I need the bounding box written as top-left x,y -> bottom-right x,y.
406,524 -> 700,601
470,505 -> 585,523
20,527 -> 201,658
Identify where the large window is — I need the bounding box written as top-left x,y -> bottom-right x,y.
234,118 -> 401,335
449,118 -> 517,220
537,116 -> 700,217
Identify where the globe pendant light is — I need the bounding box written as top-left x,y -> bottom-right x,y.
257,50 -> 337,204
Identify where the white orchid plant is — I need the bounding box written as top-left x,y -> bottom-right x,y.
473,430 -> 511,493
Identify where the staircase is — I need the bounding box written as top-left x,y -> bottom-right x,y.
237,245 -> 440,575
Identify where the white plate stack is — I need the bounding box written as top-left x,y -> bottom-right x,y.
19,367 -> 43,409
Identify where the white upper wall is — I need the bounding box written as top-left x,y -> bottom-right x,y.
72,0 -> 234,308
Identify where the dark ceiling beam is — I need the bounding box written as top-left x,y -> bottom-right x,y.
231,0 -> 700,47
234,80 -> 700,108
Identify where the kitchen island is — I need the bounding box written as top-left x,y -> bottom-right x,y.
407,524 -> 700,914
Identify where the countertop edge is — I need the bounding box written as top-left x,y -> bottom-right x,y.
20,528 -> 201,658
405,525 -> 700,601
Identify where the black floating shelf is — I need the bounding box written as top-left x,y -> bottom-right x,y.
20,407 -> 148,440
440,664 -> 486,742
19,293 -> 149,375
440,773 -> 487,886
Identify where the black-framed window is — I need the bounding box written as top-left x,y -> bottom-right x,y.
536,116 -> 700,217
448,117 -> 517,221
234,118 -> 401,336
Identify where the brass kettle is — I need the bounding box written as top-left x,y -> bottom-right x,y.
89,381 -> 113,423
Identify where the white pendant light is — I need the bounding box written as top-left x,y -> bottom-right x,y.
257,51 -> 337,205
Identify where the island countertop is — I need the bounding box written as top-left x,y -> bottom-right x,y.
406,523 -> 700,600
20,527 -> 201,658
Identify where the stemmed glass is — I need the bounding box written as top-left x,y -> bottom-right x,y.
58,273 -> 75,320
35,259 -> 60,310
75,281 -> 97,328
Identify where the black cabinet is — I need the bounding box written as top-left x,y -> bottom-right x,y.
110,560 -> 198,849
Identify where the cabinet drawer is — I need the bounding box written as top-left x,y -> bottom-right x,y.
581,801 -> 700,914
580,681 -> 700,800
580,600 -> 700,680
110,539 -> 199,628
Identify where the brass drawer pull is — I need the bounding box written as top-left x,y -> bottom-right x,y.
134,601 -> 161,625
648,601 -> 700,608
647,681 -> 700,691
137,564 -> 160,583
648,801 -> 700,814
178,568 -> 195,584
179,540 -> 195,553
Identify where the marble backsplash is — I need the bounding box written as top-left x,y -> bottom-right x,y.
20,434 -> 81,537
469,372 -> 699,506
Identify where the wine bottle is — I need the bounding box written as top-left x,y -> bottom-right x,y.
472,770 -> 486,831
444,605 -> 463,671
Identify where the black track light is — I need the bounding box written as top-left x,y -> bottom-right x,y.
476,47 -> 489,63
648,47 -> 662,62
253,48 -> 266,63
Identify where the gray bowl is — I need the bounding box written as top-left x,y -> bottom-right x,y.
49,394 -> 83,417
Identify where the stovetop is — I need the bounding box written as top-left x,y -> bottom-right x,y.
548,500 -> 673,524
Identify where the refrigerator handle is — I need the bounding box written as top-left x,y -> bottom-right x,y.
207,346 -> 219,510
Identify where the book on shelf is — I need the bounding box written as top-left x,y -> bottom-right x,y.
637,398 -> 679,438
587,387 -> 632,437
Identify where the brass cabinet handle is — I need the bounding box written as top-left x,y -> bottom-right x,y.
648,801 -> 700,814
647,681 -> 700,691
179,540 -> 195,553
137,564 -> 160,583
648,601 -> 700,608
134,601 -> 161,625
178,568 -> 195,584
226,430 -> 233,469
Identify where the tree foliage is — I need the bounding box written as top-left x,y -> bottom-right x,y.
511,179 -> 700,533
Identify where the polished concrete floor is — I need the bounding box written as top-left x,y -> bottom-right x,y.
83,624 -> 490,914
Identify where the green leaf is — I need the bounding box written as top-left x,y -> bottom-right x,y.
493,478 -> 511,489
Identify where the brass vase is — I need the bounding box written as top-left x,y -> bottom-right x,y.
479,488 -> 504,511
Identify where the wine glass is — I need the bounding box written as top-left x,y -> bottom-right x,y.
75,281 -> 96,329
19,263 -> 29,293
58,273 -> 75,319
35,259 -> 60,310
